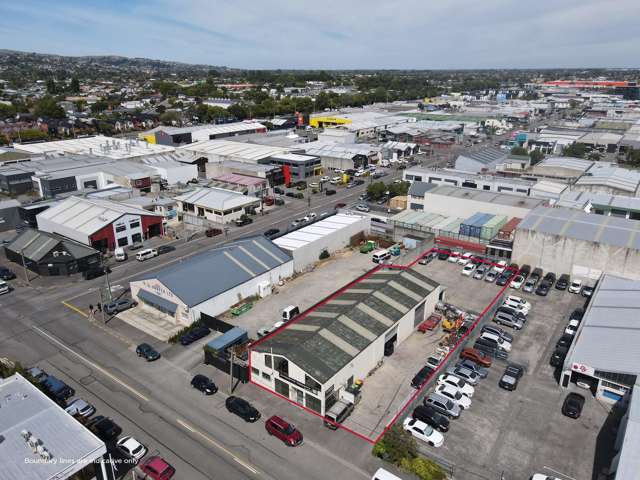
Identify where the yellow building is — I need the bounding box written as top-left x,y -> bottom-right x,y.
309,116 -> 352,128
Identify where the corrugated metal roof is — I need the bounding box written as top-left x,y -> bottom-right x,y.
426,185 -> 545,209
154,121 -> 265,136
273,214 -> 365,251
254,267 -> 439,383
134,236 -> 291,307
174,187 -> 259,211
179,139 -> 291,160
575,164 -> 640,193
458,147 -> 508,166
5,229 -> 99,262
408,181 -> 438,197
0,374 -> 105,480
613,383 -> 640,480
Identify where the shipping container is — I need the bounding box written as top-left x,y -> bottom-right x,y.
458,212 -> 486,237
462,213 -> 494,238
497,217 -> 522,240
480,215 -> 509,241
205,327 -> 248,353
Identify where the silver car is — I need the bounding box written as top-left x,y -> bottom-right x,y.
424,392 -> 461,418
65,398 -> 95,418
446,366 -> 480,386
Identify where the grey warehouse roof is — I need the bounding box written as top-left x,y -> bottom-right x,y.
174,187 -> 260,211
426,185 -> 545,209
6,229 -> 99,262
568,275 -> 640,376
255,267 -> 439,384
517,206 -> 640,250
457,147 -> 508,165
135,236 -> 291,307
408,181 -> 438,197
0,374 -> 106,480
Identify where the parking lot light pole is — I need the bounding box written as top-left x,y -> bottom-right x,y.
20,248 -> 30,286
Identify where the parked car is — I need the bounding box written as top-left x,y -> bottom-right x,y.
42,375 -> 75,404
481,325 -> 514,343
562,393 -> 585,419
446,366 -> 480,386
65,398 -> 96,418
522,277 -> 537,293
334,202 -> 347,210
265,415 -> 303,446
502,299 -> 529,316
437,248 -> 452,260
461,263 -> 476,276
459,347 -> 492,367
437,374 -> 475,397
205,228 -> 223,237
325,189 -> 336,196
274,187 -> 284,194
138,456 -> 175,480
423,393 -> 461,418
402,418 -> 444,447
564,319 -> 580,336
505,295 -> 531,311
355,204 -> 370,212
418,314 -> 441,332
519,264 -> 531,277
556,274 -> 570,290
411,365 -> 435,389
234,215 -> 253,227
0,266 -> 16,280
499,364 -> 525,391
570,308 -> 584,321
581,285 -> 594,297
492,260 -> 508,273
225,396 -> 261,422
484,270 -> 498,283
86,416 -> 122,441
497,305 -> 526,321
117,436 -> 147,461
495,270 -> 513,286
136,343 -> 160,361
457,252 -> 473,265
104,298 -> 137,315
412,405 -> 449,432
535,281 -> 551,296
473,339 -> 509,360
473,265 -> 488,280
568,279 -> 582,294
179,325 -> 210,345
550,346 -> 568,367
435,384 -> 471,409
191,374 -> 218,395
455,359 -> 488,379
556,334 -> 573,349
0,279 -> 10,294
264,228 -> 280,238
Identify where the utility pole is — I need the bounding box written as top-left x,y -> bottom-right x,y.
103,258 -> 112,302
229,351 -> 235,394
20,249 -> 30,286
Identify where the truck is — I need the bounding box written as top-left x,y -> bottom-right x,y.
359,240 -> 376,254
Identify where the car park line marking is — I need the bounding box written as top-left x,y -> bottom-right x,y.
176,419 -> 259,475
62,300 -> 89,318
543,466 -> 577,480
32,326 -> 150,402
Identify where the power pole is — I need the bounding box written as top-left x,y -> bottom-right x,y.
229,351 -> 235,394
20,249 -> 30,286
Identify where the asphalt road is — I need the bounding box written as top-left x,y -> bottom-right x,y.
0,168 -> 415,480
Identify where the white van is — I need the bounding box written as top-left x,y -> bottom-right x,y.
372,468 -> 404,480
0,280 -> 10,295
372,249 -> 391,264
282,305 -> 300,322
114,247 -> 127,262
136,248 -> 158,262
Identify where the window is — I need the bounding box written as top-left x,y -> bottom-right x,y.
262,372 -> 271,381
115,224 -> 127,233
117,237 -> 128,247
251,367 -> 260,377
131,233 -> 142,243
129,221 -> 140,229
305,375 -> 321,392
275,358 -> 289,376
264,355 -> 273,369
483,185 -> 491,190
444,179 -> 458,186
305,394 -> 321,413
497,186 -> 513,192
410,203 -> 424,211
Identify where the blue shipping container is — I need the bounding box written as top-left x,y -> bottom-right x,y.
206,327 -> 248,353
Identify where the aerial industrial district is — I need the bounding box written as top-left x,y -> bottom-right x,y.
1,69 -> 639,480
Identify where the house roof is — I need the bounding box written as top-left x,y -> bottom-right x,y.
6,229 -> 99,262
134,236 -> 291,307
174,187 -> 259,211
517,206 -> 640,249
0,374 -> 106,480
254,267 -> 439,384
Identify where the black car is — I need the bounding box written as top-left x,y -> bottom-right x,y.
437,248 -> 452,260
157,245 -> 176,255
136,343 -> 160,361
499,364 -> 524,391
191,374 -> 218,395
543,272 -> 556,286
555,274 -> 570,290
556,334 -> 573,349
570,308 -> 584,321
325,189 -> 336,196
0,266 -> 16,280
550,346 -> 568,367
412,405 -> 449,433
581,285 -> 594,297
225,396 -> 261,422
82,266 -> 106,280
235,215 -> 253,227
179,326 -> 211,346
519,264 -> 531,278
562,393 -> 585,419
495,270 -> 513,286
411,365 -> 435,389
87,415 -> 122,441
264,228 -> 281,238
535,281 -> 551,296
274,187 -> 284,194
354,179 -> 365,186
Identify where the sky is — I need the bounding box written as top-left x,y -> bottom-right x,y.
1,0 -> 639,69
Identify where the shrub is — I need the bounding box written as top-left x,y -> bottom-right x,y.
168,318 -> 205,344
319,249 -> 330,260
409,457 -> 446,480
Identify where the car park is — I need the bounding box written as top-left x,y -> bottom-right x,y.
104,298 -> 137,315
402,418 -> 444,447
265,415 -> 303,446
435,384 -> 472,409
437,374 -> 475,397
225,396 -> 261,422
562,393 -> 585,419
481,325 -> 513,343
499,364 -> 524,391
461,263 -> 476,276
412,405 -> 450,432
446,366 -> 480,386
568,279 -> 582,294
455,359 -> 488,378
86,416 -> 122,441
484,270 -> 498,283
556,274 -> 570,290
117,436 -> 147,461
459,347 -> 492,367
136,343 -> 160,361
423,392 -> 461,418
190,374 -> 218,395
65,398 -> 96,418
138,456 -> 175,480
564,319 -> 580,336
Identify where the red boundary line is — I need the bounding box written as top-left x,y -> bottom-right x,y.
248,246 -> 519,445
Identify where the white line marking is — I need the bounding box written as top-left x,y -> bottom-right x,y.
176,419 -> 259,475
32,326 -> 150,402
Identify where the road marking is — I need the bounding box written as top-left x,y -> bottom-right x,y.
62,300 -> 88,318
32,326 -> 150,402
543,466 -> 577,480
176,419 -> 259,475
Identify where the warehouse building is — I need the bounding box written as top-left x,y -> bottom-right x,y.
0,199 -> 21,232
142,121 -> 266,146
273,213 -> 370,272
513,206 -> 640,281
36,196 -> 164,251
0,165 -> 35,194
556,191 -> 640,220
573,163 -> 640,197
454,147 -> 510,173
174,187 -> 260,226
5,228 -> 101,276
130,236 -> 293,325
561,274 -> 639,405
209,173 -> 269,197
303,143 -> 380,171
528,157 -> 594,181
403,169 -> 536,197
250,266 -> 442,415
269,153 -> 322,181
0,373 -> 107,480
408,184 -> 544,219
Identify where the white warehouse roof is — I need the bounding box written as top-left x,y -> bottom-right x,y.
274,213 -> 365,251
14,136 -> 174,159
179,139 -> 292,161
174,187 -> 259,211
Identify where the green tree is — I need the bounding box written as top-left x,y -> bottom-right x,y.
46,78 -> 57,94
90,100 -> 109,114
626,148 -> 640,166
510,146 -> 528,156
69,77 -> 80,93
227,103 -> 249,120
160,111 -> 181,125
367,181 -> 387,200
378,425 -> 417,464
0,102 -> 16,118
562,143 -> 588,159
529,149 -> 545,165
589,151 -> 602,161
33,96 -> 65,119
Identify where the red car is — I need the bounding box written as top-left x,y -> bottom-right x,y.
418,314 -> 442,333
138,456 -> 175,480
265,415 -> 303,446
459,347 -> 492,367
205,228 -> 222,237
334,203 -> 347,210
